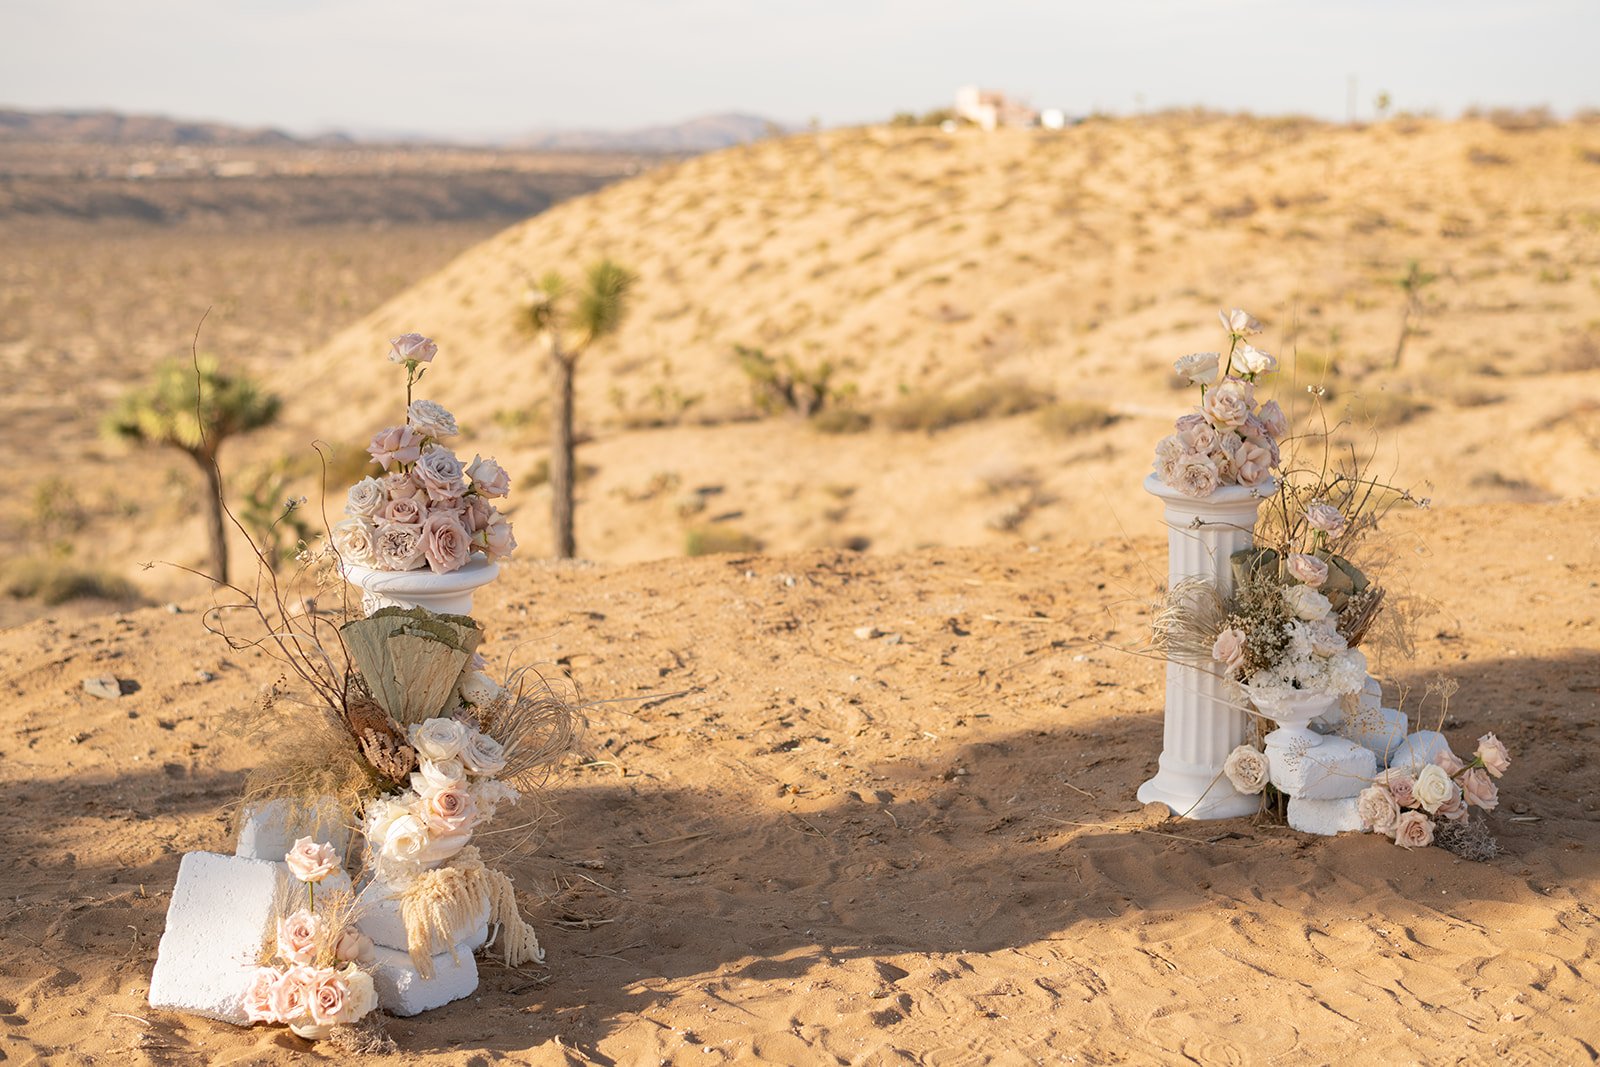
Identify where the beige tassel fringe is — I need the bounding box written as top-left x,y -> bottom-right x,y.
400,846 -> 544,977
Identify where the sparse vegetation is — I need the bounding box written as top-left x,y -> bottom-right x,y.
884,379 -> 1054,433
684,524 -> 762,556
735,345 -> 849,418
1036,401 -> 1118,438
2,556 -> 141,606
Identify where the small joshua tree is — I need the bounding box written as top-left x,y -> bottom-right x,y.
105,357 -> 281,584
520,259 -> 635,559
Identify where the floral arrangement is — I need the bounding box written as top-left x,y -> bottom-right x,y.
1152,308 -> 1287,497
1356,734 -> 1511,851
241,838 -> 378,1040
333,334 -> 516,574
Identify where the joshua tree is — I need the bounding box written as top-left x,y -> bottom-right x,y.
1389,260 -> 1438,372
105,357 -> 281,584
520,259 -> 636,559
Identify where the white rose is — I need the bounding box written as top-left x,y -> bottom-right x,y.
333,517 -> 378,567
1174,352 -> 1221,386
1223,745 -> 1269,795
1219,307 -> 1262,335
408,718 -> 466,762
460,729 -> 508,777
407,399 -> 459,439
388,333 -> 437,364
378,811 -> 432,864
410,756 -> 467,797
1283,584 -> 1333,622
1412,763 -> 1457,814
363,798 -> 406,846
345,477 -> 386,517
1230,342 -> 1277,377
338,965 -> 378,1024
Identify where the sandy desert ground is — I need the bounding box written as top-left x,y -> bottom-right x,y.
2,497 -> 1597,1064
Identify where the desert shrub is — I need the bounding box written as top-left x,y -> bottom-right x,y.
1345,390 -> 1431,427
684,524 -> 761,557
1484,106 -> 1557,132
521,458 -> 598,490
31,478 -> 88,549
2,557 -> 142,606
1036,401 -> 1118,438
1549,329 -> 1600,372
736,345 -> 848,418
811,409 -> 873,435
884,379 -> 1054,433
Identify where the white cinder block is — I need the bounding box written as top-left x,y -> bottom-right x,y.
356,877 -> 489,953
1267,736 -> 1377,800
1341,705 -> 1409,763
1386,730 -> 1451,774
149,852 -> 287,1024
235,797 -> 349,863
1287,795 -> 1366,835
369,943 -> 479,1016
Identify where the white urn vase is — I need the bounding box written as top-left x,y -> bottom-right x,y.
1243,685 -> 1339,754
1138,473 -> 1274,819
342,553 -> 499,617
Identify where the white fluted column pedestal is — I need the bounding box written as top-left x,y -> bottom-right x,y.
1137,474 -> 1273,820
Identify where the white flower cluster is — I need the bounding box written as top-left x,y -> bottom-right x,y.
363,707 -> 519,883
1243,593 -> 1367,698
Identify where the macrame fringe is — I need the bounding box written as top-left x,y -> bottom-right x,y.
399,846 -> 544,977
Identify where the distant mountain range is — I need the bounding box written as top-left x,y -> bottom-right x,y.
0,107 -> 786,153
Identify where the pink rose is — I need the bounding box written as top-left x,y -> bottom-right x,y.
464,494 -> 493,533
306,967 -> 349,1027
1172,451 -> 1221,498
1475,733 -> 1510,778
1460,768 -> 1499,811
483,513 -> 517,560
333,926 -> 375,965
1175,414 -> 1217,453
466,454 -> 511,498
1305,502 -> 1347,536
1257,399 -> 1288,439
374,521 -> 426,571
276,909 -> 321,965
381,471 -> 423,500
1236,439 -> 1275,487
414,445 -> 466,501
1436,792 -> 1469,823
379,494 -> 428,526
367,425 -> 422,471
407,398 -> 458,439
1356,785 -> 1401,836
242,966 -> 282,1023
269,965 -> 316,1023
1211,628 -> 1248,675
1287,553 -> 1329,587
1384,772 -> 1417,809
1393,810 -> 1435,849
388,333 -> 437,365
1433,749 -> 1465,776
284,838 -> 340,884
423,511 -> 472,574
1200,380 -> 1255,428
419,786 -> 480,833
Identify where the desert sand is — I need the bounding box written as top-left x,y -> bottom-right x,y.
3,497 -> 1597,1063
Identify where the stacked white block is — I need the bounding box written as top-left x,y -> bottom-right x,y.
356,877 -> 491,954
354,876 -> 484,1015
235,797 -> 350,864
149,852 -> 287,1024
1137,474 -> 1273,820
1287,796 -> 1365,835
1385,730 -> 1451,775
1267,736 -> 1377,802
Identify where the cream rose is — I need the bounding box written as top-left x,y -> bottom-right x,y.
1222,745 -> 1269,795
409,718 -> 466,762
1287,553 -> 1329,588
276,909 -> 320,966
1219,307 -> 1261,335
332,517 -> 378,567
1475,733 -> 1510,778
484,513 -> 518,560
367,424 -> 422,470
1283,584 -> 1333,622
345,476 -> 386,517
1412,764 -> 1456,814
1201,380 -> 1255,428
242,966 -> 282,1023
379,494 -> 428,526
333,926 -> 375,965
460,728 -> 508,776
411,757 -> 468,797
381,471 -> 423,500
306,967 -> 349,1027
1211,628 -> 1248,675
338,965 -> 378,1024
269,965 -> 316,1023
363,798 -> 406,846
1305,502 -> 1347,536
423,510 -> 472,574
1460,768 -> 1499,811
1308,619 -> 1347,657
1172,451 -> 1221,498
1356,785 -> 1401,836
389,332 -> 437,364
466,454 -> 511,498
414,445 -> 466,500
374,521 -> 426,571
1174,351 -> 1221,386
377,811 -> 433,865
407,398 -> 459,439
1393,810 -> 1435,849
284,837 -> 340,884
1230,342 -> 1277,377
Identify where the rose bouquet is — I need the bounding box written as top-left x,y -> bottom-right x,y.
333,334 -> 516,575
242,838 -> 379,1041
1152,308 -> 1286,497
1357,733 -> 1511,852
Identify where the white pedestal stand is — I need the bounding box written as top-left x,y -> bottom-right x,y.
341,553 -> 499,617
1137,474 -> 1272,819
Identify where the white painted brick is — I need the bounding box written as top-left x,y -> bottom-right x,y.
369,943 -> 479,1016
1386,730 -> 1451,774
1340,705 -> 1409,763
356,877 -> 489,953
149,852 -> 287,1024
1267,736 -> 1377,800
235,797 -> 349,863
1287,795 -> 1366,835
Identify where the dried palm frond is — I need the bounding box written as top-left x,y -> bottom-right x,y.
487,666 -> 581,790
1150,576 -> 1231,662
1337,584 -> 1386,648
341,608 -> 483,724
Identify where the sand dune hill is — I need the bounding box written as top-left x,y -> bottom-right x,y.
265,115 -> 1600,565
2,499 -> 1597,1063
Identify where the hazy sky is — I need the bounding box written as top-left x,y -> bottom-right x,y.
2,0 -> 1594,138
